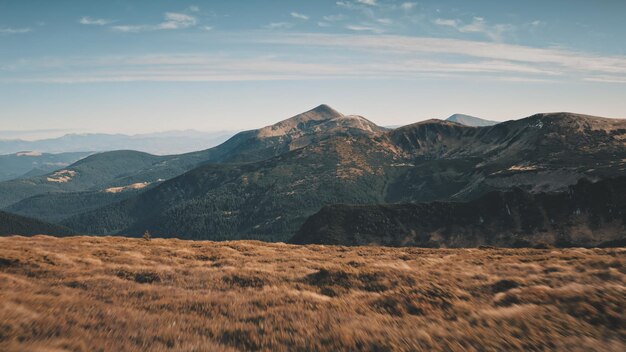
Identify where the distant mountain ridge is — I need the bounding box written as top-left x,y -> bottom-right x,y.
446,114 -> 499,126
0,130 -> 235,155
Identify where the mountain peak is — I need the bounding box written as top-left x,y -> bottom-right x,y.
257,105 -> 344,138
446,114 -> 498,127
310,104 -> 342,117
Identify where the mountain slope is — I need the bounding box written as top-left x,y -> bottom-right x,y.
192,104 -> 386,163
0,150 -> 165,208
5,189 -> 147,223
291,176 -> 626,248
0,210 -> 73,236
389,113 -> 626,198
63,134 -> 395,240
63,112 -> 626,241
0,105 -> 384,211
446,114 -> 499,127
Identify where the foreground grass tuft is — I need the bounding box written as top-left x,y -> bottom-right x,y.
0,236 -> 624,351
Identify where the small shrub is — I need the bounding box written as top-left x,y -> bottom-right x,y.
116,269 -> 161,284
492,279 -> 520,293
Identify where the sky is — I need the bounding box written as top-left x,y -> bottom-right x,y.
1,0 -> 625,136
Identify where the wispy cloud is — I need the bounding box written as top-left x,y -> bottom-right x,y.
264,22 -> 293,30
111,12 -> 197,32
335,0 -> 398,31
0,53 -> 563,84
336,1 -> 359,10
79,17 -> 113,26
323,14 -> 346,21
399,2 -> 417,10
346,25 -> 383,33
3,33 -> 626,84
160,12 -> 197,29
290,12 -> 309,20
259,33 -> 626,78
434,17 -> 514,42
584,76 -> 626,84
0,27 -> 32,34
110,25 -> 148,33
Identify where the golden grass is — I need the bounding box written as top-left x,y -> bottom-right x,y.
0,236 -> 624,351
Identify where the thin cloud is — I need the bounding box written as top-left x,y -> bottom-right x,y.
346,25 -> 383,33
584,76 -> 626,84
159,12 -> 197,29
356,0 -> 377,5
4,33 -> 626,84
111,12 -> 197,32
434,17 -> 514,42
79,17 -> 113,26
323,14 -> 346,21
0,27 -> 32,34
111,25 -> 149,33
434,19 -> 458,27
290,12 -> 309,20
258,33 -> 626,78
0,54 -> 563,84
264,22 -> 293,30
336,1 -> 357,10
399,2 -> 417,10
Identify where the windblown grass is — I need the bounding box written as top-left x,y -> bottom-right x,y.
0,236 -> 624,351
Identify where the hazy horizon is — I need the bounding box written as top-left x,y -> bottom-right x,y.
7,105 -> 624,141
2,0 -> 625,135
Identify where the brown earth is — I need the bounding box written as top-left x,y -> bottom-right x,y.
0,236 -> 624,351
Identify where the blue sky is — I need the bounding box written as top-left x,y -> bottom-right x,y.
1,0 -> 625,135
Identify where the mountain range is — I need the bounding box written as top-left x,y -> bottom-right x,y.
1,105 -> 624,245
0,130 -> 235,155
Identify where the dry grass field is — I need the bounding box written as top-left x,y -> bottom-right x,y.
0,236 -> 624,351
